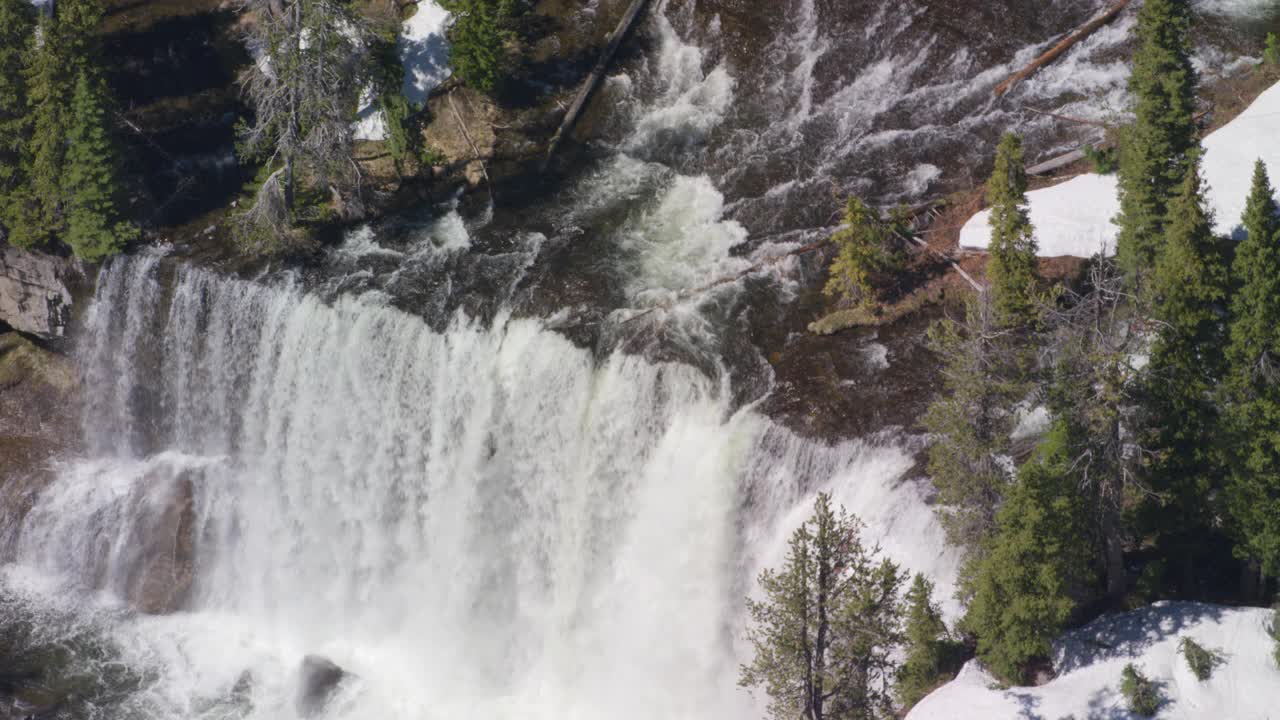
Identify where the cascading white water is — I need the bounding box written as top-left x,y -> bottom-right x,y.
2,254 -> 956,720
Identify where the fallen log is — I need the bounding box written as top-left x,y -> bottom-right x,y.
993,0 -> 1132,97
541,0 -> 652,171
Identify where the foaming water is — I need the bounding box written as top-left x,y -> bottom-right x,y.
0,256 -> 957,719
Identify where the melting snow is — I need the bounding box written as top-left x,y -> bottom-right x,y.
961,80 -> 1280,257
909,602 -> 1280,720
354,2 -> 451,141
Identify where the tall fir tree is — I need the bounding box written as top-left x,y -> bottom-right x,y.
1224,160 -> 1280,581
986,133 -> 1040,328
63,71 -> 135,262
19,11 -> 70,247
1114,0 -> 1199,280
739,493 -> 904,720
896,574 -> 950,709
0,0 -> 36,190
963,420 -> 1091,685
1142,158 -> 1230,588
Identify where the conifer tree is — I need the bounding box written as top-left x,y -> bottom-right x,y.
1224,161 -> 1280,579
1114,0 -> 1199,280
0,0 -> 35,190
1142,159 -> 1230,583
824,197 -> 906,310
19,11 -> 71,246
63,71 -> 135,262
740,493 -> 904,720
922,293 -> 1027,592
896,574 -> 949,709
986,133 -> 1040,328
440,0 -> 511,93
963,420 -> 1091,685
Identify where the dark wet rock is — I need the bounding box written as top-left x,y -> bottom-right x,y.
125,470 -> 197,615
296,655 -> 347,718
0,247 -> 82,341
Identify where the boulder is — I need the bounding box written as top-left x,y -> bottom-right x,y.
125,469 -> 197,614
295,655 -> 346,718
0,246 -> 80,340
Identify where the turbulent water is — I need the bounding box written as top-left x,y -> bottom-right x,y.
1,1 -> 1274,718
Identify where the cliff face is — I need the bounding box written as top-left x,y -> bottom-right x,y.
0,246 -> 82,340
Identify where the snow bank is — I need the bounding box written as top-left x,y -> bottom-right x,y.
960,80 -> 1280,257
354,2 -> 451,141
908,602 -> 1280,720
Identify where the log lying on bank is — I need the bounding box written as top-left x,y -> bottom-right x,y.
993,0 -> 1133,97
541,0 -> 652,171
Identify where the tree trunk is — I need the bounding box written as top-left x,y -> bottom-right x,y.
1241,558 -> 1262,604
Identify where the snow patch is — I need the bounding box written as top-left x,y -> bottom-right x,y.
961,80 -> 1280,257
909,602 -> 1280,720
353,2 -> 451,141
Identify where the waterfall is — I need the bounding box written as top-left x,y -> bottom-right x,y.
0,253 -> 956,719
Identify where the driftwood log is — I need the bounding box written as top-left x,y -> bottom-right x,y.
541,0 -> 652,171
993,0 -> 1133,97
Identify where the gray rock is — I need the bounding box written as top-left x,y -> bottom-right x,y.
0,246 -> 80,340
296,655 -> 346,718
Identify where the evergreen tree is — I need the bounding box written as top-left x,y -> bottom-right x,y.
896,574 -> 950,709
19,11 -> 71,247
986,133 -> 1040,328
1114,0 -> 1199,280
824,197 -> 906,310
1041,260 -> 1143,600
0,0 -> 35,187
1265,32 -> 1280,67
62,71 -> 135,262
963,420 -> 1091,685
1142,159 -> 1230,586
922,293 -> 1027,592
440,0 -> 513,92
740,493 -> 904,720
1224,161 -> 1280,579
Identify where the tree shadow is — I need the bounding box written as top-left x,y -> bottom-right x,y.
1055,601 -> 1227,674
1007,689 -> 1046,720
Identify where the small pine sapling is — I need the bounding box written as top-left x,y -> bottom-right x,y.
1120,663 -> 1161,716
1178,637 -> 1220,680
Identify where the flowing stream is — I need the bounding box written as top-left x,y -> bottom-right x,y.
0,1 -> 1272,718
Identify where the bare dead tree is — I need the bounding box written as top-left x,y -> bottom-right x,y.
1039,257 -> 1159,599
236,0 -> 371,252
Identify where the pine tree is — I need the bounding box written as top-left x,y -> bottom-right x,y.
896,574 -> 949,709
1114,0 -> 1199,280
922,293 -> 1027,592
1224,161 -> 1280,578
19,11 -> 70,247
63,71 -> 135,262
1142,159 -> 1230,585
1265,33 -> 1280,67
824,197 -> 906,310
740,493 -> 904,720
986,133 -> 1040,328
963,420 -> 1091,685
440,0 -> 511,92
0,0 -> 35,186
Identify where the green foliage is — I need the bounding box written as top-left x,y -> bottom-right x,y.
0,0 -> 36,245
963,421 -> 1091,685
1142,159 -> 1230,565
739,493 -> 904,720
1223,160 -> 1280,576
824,197 -> 906,310
1265,33 -> 1280,67
896,574 -> 952,709
922,293 -> 1028,591
1114,0 -> 1199,280
1178,637 -> 1220,681
1120,663 -> 1161,716
379,93 -> 413,173
63,71 -> 135,262
1082,143 -> 1117,174
20,12 -> 72,246
986,133 -> 1040,328
440,0 -> 514,93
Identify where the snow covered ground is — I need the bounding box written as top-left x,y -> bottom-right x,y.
960,79 -> 1280,257
909,602 -> 1280,720
354,2 -> 452,141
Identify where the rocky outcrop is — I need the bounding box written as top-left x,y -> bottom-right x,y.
296,655 -> 347,718
0,246 -> 81,340
125,469 -> 197,614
